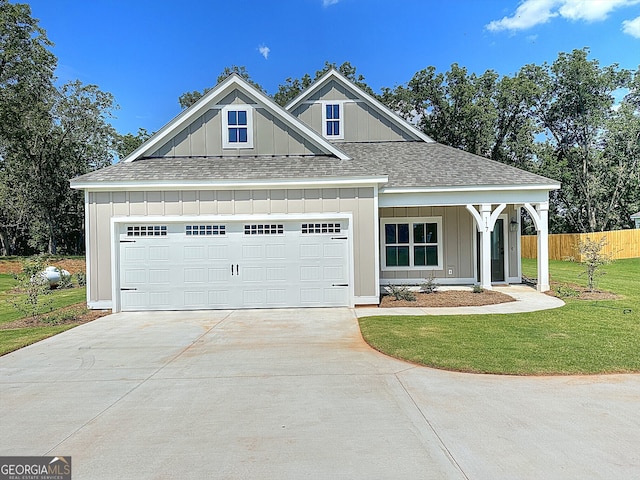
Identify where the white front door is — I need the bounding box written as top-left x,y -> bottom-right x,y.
118,219 -> 350,311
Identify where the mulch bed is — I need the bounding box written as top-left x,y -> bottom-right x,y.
380,290 -> 516,308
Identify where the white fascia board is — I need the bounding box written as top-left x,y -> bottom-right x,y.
71,176 -> 389,192
123,74 -> 350,163
286,69 -> 434,143
380,188 -> 553,207
381,183 -> 560,194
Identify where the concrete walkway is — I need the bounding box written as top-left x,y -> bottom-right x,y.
1,306 -> 638,479
356,284 -> 565,317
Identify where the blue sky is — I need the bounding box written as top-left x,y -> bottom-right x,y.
25,0 -> 640,135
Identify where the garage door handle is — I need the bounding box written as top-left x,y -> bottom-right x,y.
120,288 -> 138,291
332,283 -> 348,287
120,240 -> 136,243
331,236 -> 348,240
231,264 -> 240,276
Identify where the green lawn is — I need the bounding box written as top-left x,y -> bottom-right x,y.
359,257 -> 640,375
0,272 -> 88,355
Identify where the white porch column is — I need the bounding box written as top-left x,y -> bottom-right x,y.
479,204 -> 493,290
523,201 -> 550,292
466,203 -> 506,290
536,202 -> 550,292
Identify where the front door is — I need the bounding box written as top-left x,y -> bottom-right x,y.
476,218 -> 506,283
491,219 -> 505,282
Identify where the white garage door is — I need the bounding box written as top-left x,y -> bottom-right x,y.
118,220 -> 350,311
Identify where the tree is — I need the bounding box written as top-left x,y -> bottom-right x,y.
274,61 -> 374,106
115,128 -> 151,160
0,0 -> 56,255
1,2 -> 118,255
178,65 -> 263,109
532,49 -> 633,233
380,64 -> 539,166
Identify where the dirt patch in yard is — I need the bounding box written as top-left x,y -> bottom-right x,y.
0,258 -> 86,275
380,290 -> 516,308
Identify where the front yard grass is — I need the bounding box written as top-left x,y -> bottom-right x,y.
358,257 -> 639,375
0,271 -> 90,355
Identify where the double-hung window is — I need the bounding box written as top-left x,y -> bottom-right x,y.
322,102 -> 344,139
222,105 -> 253,148
381,217 -> 442,270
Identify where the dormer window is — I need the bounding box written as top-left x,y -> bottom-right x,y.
322,102 -> 344,140
222,105 -> 253,148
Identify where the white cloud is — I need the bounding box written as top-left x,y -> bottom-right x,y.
322,0 -> 340,7
258,45 -> 270,60
486,0 -> 559,32
486,0 -> 640,32
559,0 -> 640,22
622,15 -> 640,37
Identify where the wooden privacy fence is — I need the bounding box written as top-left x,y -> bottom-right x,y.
521,229 -> 640,261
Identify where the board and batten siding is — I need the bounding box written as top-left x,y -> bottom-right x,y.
290,79 -> 414,143
151,90 -> 326,158
86,188 -> 377,307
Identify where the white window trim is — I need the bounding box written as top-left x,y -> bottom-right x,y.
222,104 -> 254,149
321,101 -> 344,140
380,217 -> 443,271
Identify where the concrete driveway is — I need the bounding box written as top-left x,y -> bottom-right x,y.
1,309 -> 639,479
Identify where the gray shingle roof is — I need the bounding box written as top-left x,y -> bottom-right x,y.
339,142 -> 558,188
71,141 -> 559,189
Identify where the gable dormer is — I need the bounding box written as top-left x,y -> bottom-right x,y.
286,69 -> 433,144
122,73 -> 349,162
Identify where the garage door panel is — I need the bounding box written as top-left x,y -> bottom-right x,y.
184,291 -> 206,307
242,266 -> 264,282
323,243 -> 346,258
242,244 -> 263,259
208,267 -> 229,282
119,218 -> 350,311
266,289 -> 287,305
300,288 -> 322,304
184,245 -> 206,260
149,292 -> 171,307
123,246 -> 146,261
243,289 -> 266,305
323,287 -> 349,305
149,246 -> 169,260
300,265 -> 321,281
265,244 -> 286,259
184,268 -> 207,283
300,244 -> 320,258
208,290 -> 229,305
208,245 -> 229,260
265,267 -> 286,281
124,268 -> 147,284
148,269 -> 170,284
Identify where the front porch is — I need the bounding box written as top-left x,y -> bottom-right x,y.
377,200 -> 551,292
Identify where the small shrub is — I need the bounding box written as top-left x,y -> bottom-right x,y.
56,269 -> 73,289
577,237 -> 613,292
388,285 -> 417,302
76,272 -> 86,287
420,274 -> 438,294
554,284 -> 580,298
9,255 -> 53,318
41,307 -> 85,325
472,284 -> 484,294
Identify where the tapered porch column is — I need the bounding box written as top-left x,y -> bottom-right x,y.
523,202 -> 550,292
